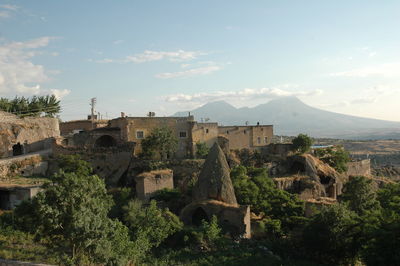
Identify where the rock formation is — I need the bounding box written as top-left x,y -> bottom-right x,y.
0,111 -> 60,159
194,143 -> 237,205
181,143 -> 251,238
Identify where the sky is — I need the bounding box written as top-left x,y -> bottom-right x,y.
1,0 -> 400,121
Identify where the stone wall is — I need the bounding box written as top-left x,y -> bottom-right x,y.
59,119 -> 108,136
262,143 -> 293,158
0,185 -> 41,210
109,116 -> 195,158
0,153 -> 49,177
52,142 -> 134,186
180,200 -> 251,238
346,159 -> 371,177
191,122 -> 219,151
134,169 -> 174,201
0,112 -> 59,159
218,125 -> 273,150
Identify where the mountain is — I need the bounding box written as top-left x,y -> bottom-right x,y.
173,97 -> 400,139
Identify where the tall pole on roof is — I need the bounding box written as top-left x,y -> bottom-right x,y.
90,97 -> 97,128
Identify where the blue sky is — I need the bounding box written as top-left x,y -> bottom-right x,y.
1,1 -> 400,121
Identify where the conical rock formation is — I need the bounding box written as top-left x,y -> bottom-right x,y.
194,143 -> 237,205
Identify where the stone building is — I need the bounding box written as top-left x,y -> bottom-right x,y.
180,143 -> 251,238
60,119 -> 109,136
60,114 -> 274,159
0,111 -> 60,159
218,125 -> 273,150
134,169 -> 174,201
0,184 -> 42,210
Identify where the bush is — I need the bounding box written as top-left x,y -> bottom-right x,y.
231,166 -> 305,234
195,142 -> 209,159
315,146 -> 350,173
141,127 -> 178,160
301,204 -> 360,265
292,134 -> 312,154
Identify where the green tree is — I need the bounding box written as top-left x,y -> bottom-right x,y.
0,95 -> 61,117
123,200 -> 183,260
339,176 -> 380,216
55,154 -> 93,176
315,146 -> 350,173
361,183 -> 400,265
141,126 -> 178,160
301,204 -> 360,265
23,168 -> 134,264
292,134 -> 313,154
231,166 -> 305,234
195,142 -> 210,158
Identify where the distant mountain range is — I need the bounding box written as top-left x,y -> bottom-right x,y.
173,97 -> 400,139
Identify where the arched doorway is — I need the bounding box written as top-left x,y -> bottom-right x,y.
94,135 -> 117,148
12,143 -> 23,156
192,207 -> 209,226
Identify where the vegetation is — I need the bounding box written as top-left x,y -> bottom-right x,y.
195,141 -> 209,158
1,153 -> 400,265
231,166 -> 305,235
292,133 -> 313,154
315,146 -> 351,173
339,176 -> 380,215
0,95 -> 61,118
301,204 -> 360,265
141,126 -> 178,160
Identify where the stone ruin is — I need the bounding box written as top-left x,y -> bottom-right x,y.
180,143 -> 251,238
134,169 -> 174,201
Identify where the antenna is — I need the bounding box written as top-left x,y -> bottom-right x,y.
90,97 -> 97,128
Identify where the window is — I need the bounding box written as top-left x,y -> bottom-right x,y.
244,130 -> 247,134
226,131 -> 229,134
136,131 -> 144,139
179,131 -> 187,138
206,128 -> 209,133
264,137 -> 268,143
257,137 -> 261,144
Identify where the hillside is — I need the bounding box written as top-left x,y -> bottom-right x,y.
174,97 -> 400,139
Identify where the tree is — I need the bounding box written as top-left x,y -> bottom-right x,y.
195,142 -> 209,158
315,146 -> 350,173
55,154 -> 93,176
0,95 -> 61,117
231,166 -> 305,234
339,176 -> 380,216
292,134 -> 312,154
141,126 -> 178,160
32,172 -> 134,264
361,183 -> 400,265
301,204 -> 360,265
123,200 -> 183,260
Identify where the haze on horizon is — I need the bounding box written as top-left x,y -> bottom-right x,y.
0,1 -> 399,122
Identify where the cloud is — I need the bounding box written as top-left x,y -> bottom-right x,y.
49,89 -> 71,99
93,49 -> 205,64
156,65 -> 221,79
0,4 -> 18,19
0,37 -> 65,96
318,97 -> 378,109
330,62 -> 400,78
0,4 -> 19,11
165,87 -> 322,103
127,50 -> 203,63
0,11 -> 10,18
113,40 -> 123,45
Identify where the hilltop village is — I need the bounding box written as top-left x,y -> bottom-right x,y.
0,107 -> 397,265
2,111 -> 370,216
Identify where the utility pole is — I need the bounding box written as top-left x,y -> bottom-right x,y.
90,97 -> 97,128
